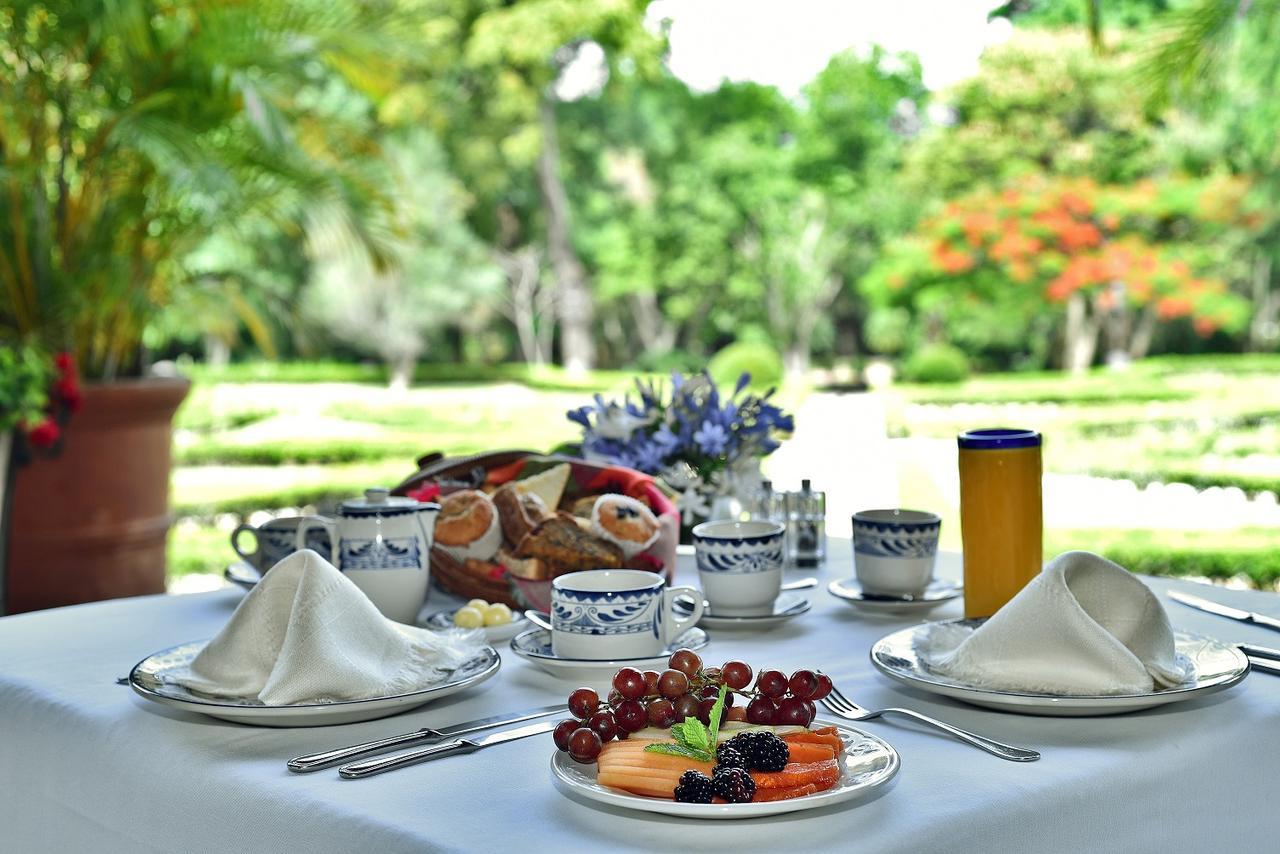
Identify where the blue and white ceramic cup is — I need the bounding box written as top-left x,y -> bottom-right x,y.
551,570 -> 704,660
231,516 -> 332,572
852,509 -> 941,596
692,520 -> 786,617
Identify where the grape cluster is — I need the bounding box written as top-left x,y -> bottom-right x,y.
551,648 -> 834,765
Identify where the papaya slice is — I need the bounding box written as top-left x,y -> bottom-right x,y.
750,759 -> 841,790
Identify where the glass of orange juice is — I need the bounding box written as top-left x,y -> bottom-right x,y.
957,429 -> 1043,619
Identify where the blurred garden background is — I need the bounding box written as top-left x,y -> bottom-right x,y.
4,0 -> 1280,595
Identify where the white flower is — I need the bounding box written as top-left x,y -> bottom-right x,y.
676,485 -> 711,526
594,403 -> 656,441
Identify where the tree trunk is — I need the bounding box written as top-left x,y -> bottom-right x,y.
1063,291 -> 1100,373
1249,252 -> 1277,351
536,96 -> 594,374
1128,304 -> 1158,361
495,246 -> 545,365
1102,281 -> 1131,369
204,335 -> 231,368
388,352 -> 417,391
630,291 -> 676,355
784,341 -> 810,380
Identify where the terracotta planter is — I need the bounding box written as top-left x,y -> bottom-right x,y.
5,377 -> 190,613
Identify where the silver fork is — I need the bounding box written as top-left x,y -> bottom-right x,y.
821,684 -> 1040,762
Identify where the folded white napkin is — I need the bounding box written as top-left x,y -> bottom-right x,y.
917,551 -> 1192,695
178,550 -> 481,705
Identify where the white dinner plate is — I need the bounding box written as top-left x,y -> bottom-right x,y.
870,619 -> 1250,716
674,592 -> 812,629
550,721 -> 899,819
128,640 -> 501,727
509,627 -> 709,678
827,578 -> 962,615
422,608 -> 530,643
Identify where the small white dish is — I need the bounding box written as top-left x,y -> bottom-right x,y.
828,578 -> 962,615
509,627 -> 709,678
674,592 -> 811,629
550,721 -> 899,819
127,640 -> 500,727
423,608 -> 529,643
224,561 -> 262,591
870,619 -> 1250,716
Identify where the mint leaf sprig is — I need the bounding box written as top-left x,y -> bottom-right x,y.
643,684 -> 729,763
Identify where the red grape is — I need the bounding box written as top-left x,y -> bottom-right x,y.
803,700 -> 817,725
812,673 -> 834,701
567,687 -> 599,719
641,670 -> 661,697
615,699 -> 647,732
756,670 -> 788,698
776,697 -> 810,727
658,669 -> 690,699
647,698 -> 677,728
725,706 -> 748,722
697,698 -> 715,725
788,670 -> 819,701
568,727 -> 603,763
607,689 -> 624,708
613,667 -> 647,701
745,695 -> 777,725
668,648 -> 703,677
587,710 -> 618,742
722,660 -> 753,690
552,719 -> 579,752
701,667 -> 722,685
698,684 -> 734,706
673,693 -> 701,722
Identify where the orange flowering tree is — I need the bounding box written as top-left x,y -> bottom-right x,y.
864,175 -> 1255,371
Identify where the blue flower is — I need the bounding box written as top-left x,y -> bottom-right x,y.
693,420 -> 730,456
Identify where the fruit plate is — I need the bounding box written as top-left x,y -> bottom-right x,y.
128,641 -> 501,727
870,620 -> 1250,716
423,607 -> 530,643
549,722 -> 899,819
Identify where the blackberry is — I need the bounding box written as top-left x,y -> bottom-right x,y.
712,766 -> 756,803
673,770 -> 715,804
712,746 -> 747,776
729,731 -> 790,772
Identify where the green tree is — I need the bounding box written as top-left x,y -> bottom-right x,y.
304,131 -> 501,388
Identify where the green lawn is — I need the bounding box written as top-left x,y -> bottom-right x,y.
169,355 -> 1280,588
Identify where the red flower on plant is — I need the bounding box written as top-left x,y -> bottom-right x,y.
54,352 -> 75,375
27,419 -> 61,449
54,376 -> 83,412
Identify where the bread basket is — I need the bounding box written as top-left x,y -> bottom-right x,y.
393,451 -> 679,612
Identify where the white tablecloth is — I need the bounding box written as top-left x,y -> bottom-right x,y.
3,542 -> 1279,853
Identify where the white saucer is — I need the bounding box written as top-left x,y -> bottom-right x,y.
509,627 -> 709,678
224,561 -> 262,591
674,592 -> 811,629
870,619 -> 1250,716
423,608 -> 530,643
828,578 -> 962,615
550,720 -> 899,818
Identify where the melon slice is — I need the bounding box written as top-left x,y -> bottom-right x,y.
515,463 -> 571,510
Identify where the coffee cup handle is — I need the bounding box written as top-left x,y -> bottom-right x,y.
295,517 -> 337,564
662,586 -> 704,644
230,524 -> 259,562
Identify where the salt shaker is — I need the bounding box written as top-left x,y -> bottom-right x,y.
786,479 -> 826,568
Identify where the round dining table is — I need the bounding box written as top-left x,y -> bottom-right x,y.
2,540 -> 1278,852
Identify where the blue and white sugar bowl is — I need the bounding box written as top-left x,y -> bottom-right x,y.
295,488 -> 440,623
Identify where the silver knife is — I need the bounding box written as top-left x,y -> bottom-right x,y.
1167,590 -> 1280,633
1248,657 -> 1280,677
287,703 -> 562,773
338,720 -> 556,779
1239,642 -> 1280,662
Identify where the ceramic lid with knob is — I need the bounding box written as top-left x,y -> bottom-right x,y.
340,487 -> 438,516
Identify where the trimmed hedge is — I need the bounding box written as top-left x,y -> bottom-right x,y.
176,440 -> 428,467
902,343 -> 970,384
1098,546 -> 1280,588
184,360 -> 639,392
